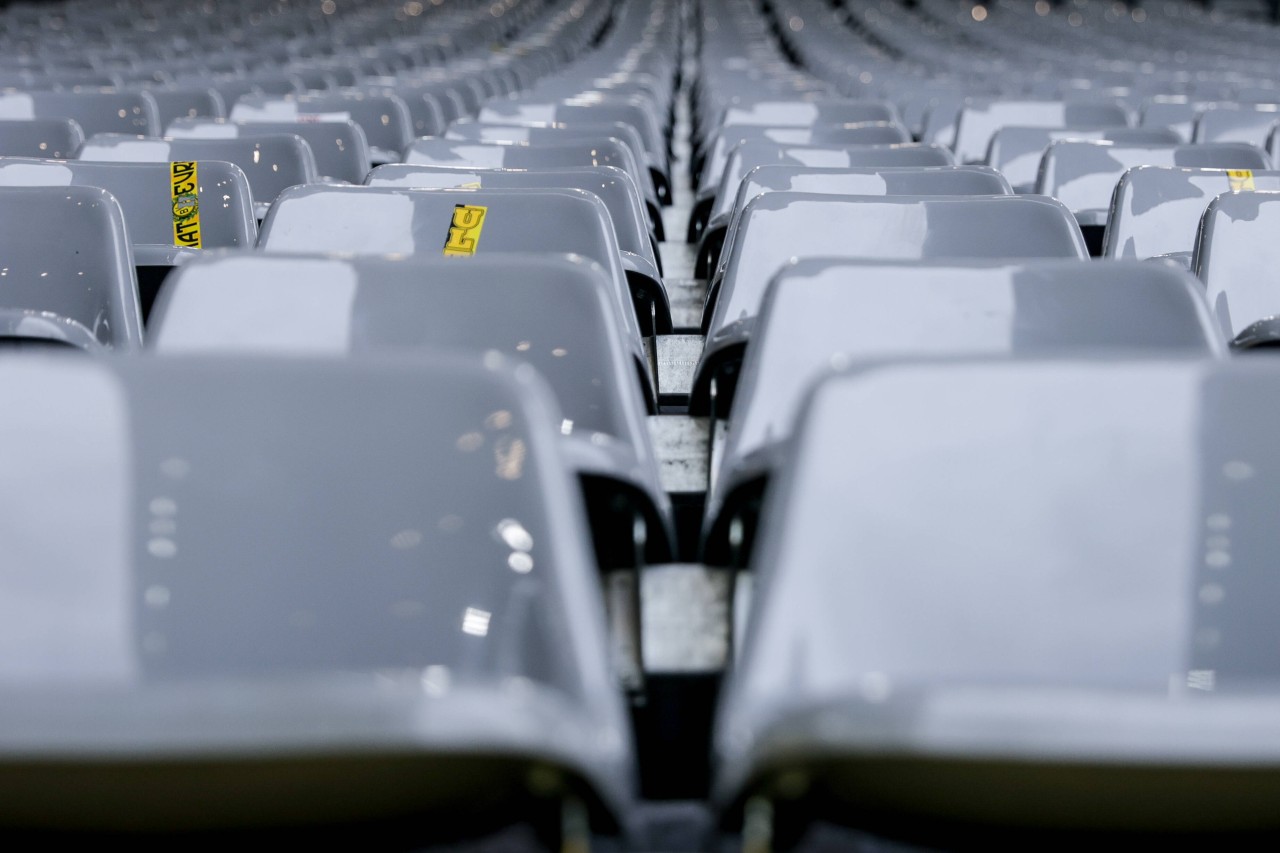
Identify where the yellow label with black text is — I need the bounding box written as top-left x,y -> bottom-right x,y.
171,161 -> 201,249
443,204 -> 486,257
1228,169 -> 1255,192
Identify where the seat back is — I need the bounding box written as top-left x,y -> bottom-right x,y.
166,117 -> 372,184
953,99 -> 1131,163
1036,140 -> 1270,220
708,192 -> 1087,346
710,259 -> 1225,551
0,157 -> 256,264
0,90 -> 160,137
230,91 -> 414,163
0,117 -> 84,158
78,133 -> 318,217
1194,190 -> 1280,348
986,125 -> 1182,192
257,185 -> 645,341
0,354 -> 631,835
1103,166 -> 1280,262
0,184 -> 142,350
366,164 -> 658,266
717,358 -> 1280,836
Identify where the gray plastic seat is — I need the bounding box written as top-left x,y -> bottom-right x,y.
78,133 -> 319,220
695,122 -> 913,214
1103,166 -> 1280,265
367,163 -> 663,282
166,117 -> 372,184
716,358 -> 1280,839
699,98 -> 899,170
1194,190 -> 1280,349
986,126 -> 1183,193
403,137 -> 662,235
691,140 -> 955,244
150,252 -> 673,564
700,164 -> 1013,280
447,119 -> 666,216
953,99 -> 1132,164
0,90 -> 160,137
0,117 -> 84,158
257,184 -> 668,337
0,185 -> 142,350
1035,140 -> 1270,227
1194,106 -> 1280,148
703,259 -> 1226,564
0,157 -> 255,265
691,193 -> 1089,414
478,98 -> 670,202
230,91 -> 414,165
0,353 -> 632,841
144,86 -> 226,129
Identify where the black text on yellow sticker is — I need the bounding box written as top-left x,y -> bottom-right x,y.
443,204 -> 487,257
1228,169 -> 1255,192
171,161 -> 201,249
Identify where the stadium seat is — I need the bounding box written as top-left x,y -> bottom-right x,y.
0,90 -> 160,137
700,164 -> 1013,280
165,117 -> 372,184
143,86 -> 226,129
715,358 -> 1280,844
986,126 -> 1183,193
367,163 -> 663,281
690,139 -> 955,243
0,117 -> 83,158
1036,140 -> 1271,229
150,251 -> 674,564
230,91 -> 414,165
0,353 -> 634,844
691,192 -> 1089,414
1103,166 -> 1280,265
1194,105 -> 1280,148
0,185 -> 142,350
402,136 -> 664,238
951,100 -> 1133,164
77,133 -> 319,220
1194,190 -> 1280,348
256,184 -> 669,337
702,259 -> 1226,563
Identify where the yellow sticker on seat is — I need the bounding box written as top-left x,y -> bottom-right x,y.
170,161 -> 201,249
443,204 -> 487,257
1228,169 -> 1255,192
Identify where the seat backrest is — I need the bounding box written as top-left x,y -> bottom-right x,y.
0,184 -> 142,350
0,353 -> 631,835
0,117 -> 84,158
447,120 -> 651,173
151,251 -> 657,472
144,86 -> 226,128
1036,140 -> 1270,217
230,91 -> 414,162
403,137 -> 652,204
712,139 -> 956,224
0,157 -> 255,264
166,117 -> 371,184
1194,190 -> 1280,347
366,163 -> 656,264
1194,105 -> 1280,147
706,193 -> 1088,346
953,99 -> 1131,164
717,358 -> 1280,836
0,90 -> 160,137
78,133 -> 318,216
257,185 -> 642,342
986,125 -> 1182,192
1103,166 -> 1280,261
725,258 -> 1224,490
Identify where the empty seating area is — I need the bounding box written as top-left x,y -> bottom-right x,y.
9,0 -> 1280,847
